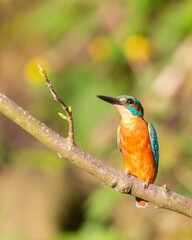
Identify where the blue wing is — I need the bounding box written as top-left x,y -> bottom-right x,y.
148,122 -> 159,170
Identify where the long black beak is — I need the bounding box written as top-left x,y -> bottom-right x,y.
97,95 -> 121,105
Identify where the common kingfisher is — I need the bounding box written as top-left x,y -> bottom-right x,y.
97,95 -> 159,208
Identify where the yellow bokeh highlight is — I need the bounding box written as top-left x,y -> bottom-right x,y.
123,35 -> 152,61
88,36 -> 111,60
24,58 -> 51,86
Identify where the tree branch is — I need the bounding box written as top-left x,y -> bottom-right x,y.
0,91 -> 192,218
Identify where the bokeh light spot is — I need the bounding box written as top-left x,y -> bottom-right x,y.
88,36 -> 111,60
123,35 -> 152,62
24,58 -> 51,86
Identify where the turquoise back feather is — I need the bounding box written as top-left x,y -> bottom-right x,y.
148,123 -> 159,170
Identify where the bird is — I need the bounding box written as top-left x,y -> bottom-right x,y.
97,95 -> 159,208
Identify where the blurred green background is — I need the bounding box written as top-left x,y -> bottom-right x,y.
0,0 -> 192,239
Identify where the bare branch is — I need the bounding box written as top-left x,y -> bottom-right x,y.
0,92 -> 192,218
37,64 -> 75,143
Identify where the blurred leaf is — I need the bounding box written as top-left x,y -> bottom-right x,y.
55,223 -> 122,240
11,149 -> 66,172
85,187 -> 122,223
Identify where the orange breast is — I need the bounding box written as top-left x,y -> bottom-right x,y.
119,116 -> 157,183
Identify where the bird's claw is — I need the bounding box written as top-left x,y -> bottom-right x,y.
124,169 -> 131,178
162,184 -> 169,193
144,181 -> 149,189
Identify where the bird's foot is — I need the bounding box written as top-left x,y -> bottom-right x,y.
161,184 -> 169,193
124,169 -> 131,178
144,181 -> 149,189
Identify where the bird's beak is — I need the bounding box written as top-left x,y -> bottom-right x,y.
97,95 -> 122,105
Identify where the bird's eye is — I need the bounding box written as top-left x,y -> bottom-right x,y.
127,98 -> 134,104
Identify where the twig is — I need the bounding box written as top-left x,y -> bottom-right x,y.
37,64 -> 75,144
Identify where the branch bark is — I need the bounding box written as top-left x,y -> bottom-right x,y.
0,92 -> 192,218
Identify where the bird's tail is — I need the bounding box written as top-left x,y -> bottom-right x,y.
135,197 -> 148,208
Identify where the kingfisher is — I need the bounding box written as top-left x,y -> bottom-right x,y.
97,95 -> 159,208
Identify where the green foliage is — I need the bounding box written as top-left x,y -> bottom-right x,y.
55,187 -> 123,240
11,149 -> 66,171
56,224 -> 122,240
85,187 -> 122,223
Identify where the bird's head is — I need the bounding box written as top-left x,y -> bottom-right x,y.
97,95 -> 144,118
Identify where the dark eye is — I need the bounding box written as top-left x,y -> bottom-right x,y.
127,98 -> 134,104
